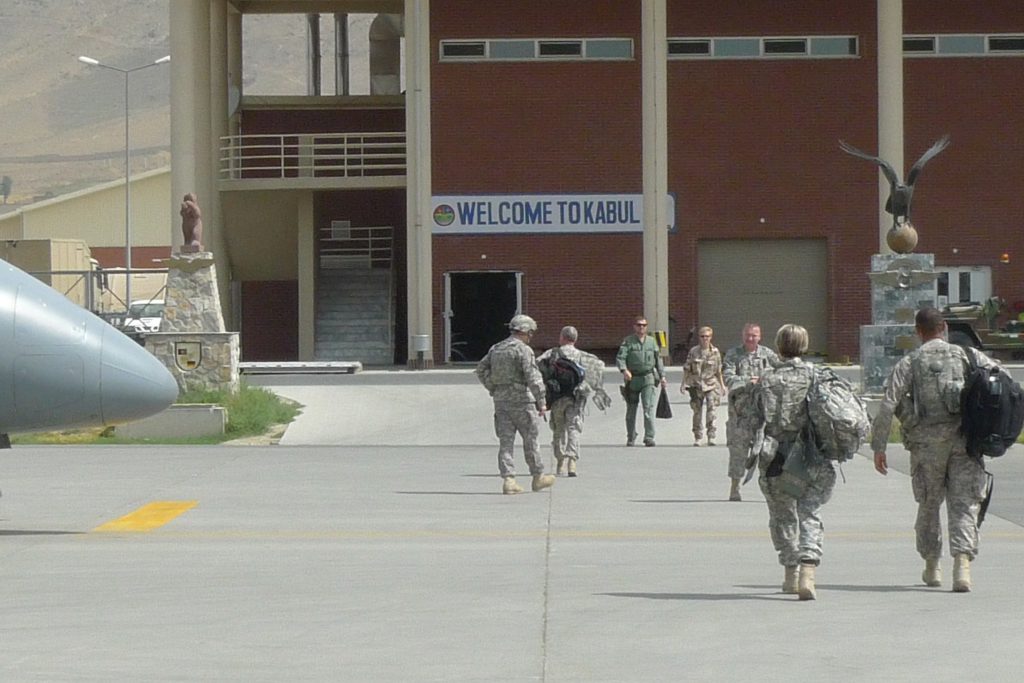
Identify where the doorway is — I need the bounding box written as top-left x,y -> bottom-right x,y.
444,271 -> 522,362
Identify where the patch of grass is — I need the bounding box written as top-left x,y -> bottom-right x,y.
11,383 -> 301,446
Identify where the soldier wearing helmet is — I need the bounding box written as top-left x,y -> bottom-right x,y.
475,313 -> 556,494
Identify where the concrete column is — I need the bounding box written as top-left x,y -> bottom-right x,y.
877,0 -> 904,253
227,6 -> 242,137
297,193 -> 316,360
641,0 -> 670,354
170,0 -> 209,251
405,0 -> 433,368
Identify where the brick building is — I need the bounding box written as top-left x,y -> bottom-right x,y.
170,0 -> 1024,365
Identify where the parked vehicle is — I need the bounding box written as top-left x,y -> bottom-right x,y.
123,299 -> 165,334
943,301 -> 1024,361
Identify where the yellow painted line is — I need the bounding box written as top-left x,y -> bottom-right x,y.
81,529 -> 1024,541
92,501 -> 198,532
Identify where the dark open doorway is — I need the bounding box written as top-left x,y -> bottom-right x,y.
445,271 -> 521,362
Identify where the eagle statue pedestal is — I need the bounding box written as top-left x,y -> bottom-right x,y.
886,222 -> 919,254
144,251 -> 240,396
860,252 -> 938,395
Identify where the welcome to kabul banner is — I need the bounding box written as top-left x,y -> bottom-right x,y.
431,193 -> 676,234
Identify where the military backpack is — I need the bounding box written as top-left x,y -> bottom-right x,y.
910,342 -> 966,423
961,349 -> 1024,458
806,367 -> 871,461
539,356 -> 586,408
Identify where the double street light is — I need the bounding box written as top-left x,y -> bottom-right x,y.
77,54 -> 170,311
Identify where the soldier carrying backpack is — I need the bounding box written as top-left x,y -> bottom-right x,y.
870,307 -> 1002,593
538,325 -> 610,478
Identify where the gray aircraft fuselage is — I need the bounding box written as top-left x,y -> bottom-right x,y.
0,259 -> 178,435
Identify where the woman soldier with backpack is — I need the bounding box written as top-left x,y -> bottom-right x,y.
752,324 -> 837,601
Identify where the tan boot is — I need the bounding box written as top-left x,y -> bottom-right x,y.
567,459 -> 577,477
922,557 -> 942,587
555,457 -> 566,476
798,563 -> 817,601
729,478 -> 742,502
783,566 -> 799,594
953,554 -> 972,593
502,477 -> 524,495
532,473 -> 555,492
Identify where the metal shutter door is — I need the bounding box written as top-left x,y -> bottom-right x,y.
697,239 -> 828,355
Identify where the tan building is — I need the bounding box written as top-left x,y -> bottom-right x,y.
0,168 -> 172,309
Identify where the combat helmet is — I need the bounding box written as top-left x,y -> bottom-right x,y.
508,314 -> 538,333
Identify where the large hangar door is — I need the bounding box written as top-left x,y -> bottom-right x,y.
697,239 -> 828,355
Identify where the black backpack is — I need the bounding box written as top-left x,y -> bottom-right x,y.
960,350 -> 1024,459
539,356 -> 585,408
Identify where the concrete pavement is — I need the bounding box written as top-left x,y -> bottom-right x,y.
2,368 -> 1023,680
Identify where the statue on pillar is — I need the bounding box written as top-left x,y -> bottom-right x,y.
838,135 -> 951,254
179,192 -> 204,253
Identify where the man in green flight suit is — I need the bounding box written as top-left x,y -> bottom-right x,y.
616,315 -> 667,447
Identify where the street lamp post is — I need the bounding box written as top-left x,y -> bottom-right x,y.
78,54 -> 170,312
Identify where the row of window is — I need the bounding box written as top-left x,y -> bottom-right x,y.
439,33 -> 1024,62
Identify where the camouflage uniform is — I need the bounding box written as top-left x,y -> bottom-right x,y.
870,340 -> 997,561
755,358 -> 836,567
683,344 -> 724,443
537,344 -> 607,464
723,344 -> 779,478
475,335 -> 547,479
616,333 -> 664,444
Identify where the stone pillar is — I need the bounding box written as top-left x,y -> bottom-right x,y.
860,253 -> 937,394
405,0 -> 433,369
146,252 -> 240,395
641,0 -> 670,356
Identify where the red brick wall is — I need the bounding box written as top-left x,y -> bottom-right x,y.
431,0 -> 644,356
904,0 -> 1024,318
666,1 -> 878,360
431,0 -> 882,360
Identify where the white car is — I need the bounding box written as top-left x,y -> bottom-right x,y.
123,299 -> 165,334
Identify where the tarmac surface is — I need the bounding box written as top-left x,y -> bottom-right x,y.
2,367 -> 1024,681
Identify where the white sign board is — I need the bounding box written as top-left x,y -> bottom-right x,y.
431,194 -> 676,234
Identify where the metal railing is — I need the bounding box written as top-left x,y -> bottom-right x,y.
25,268 -> 167,319
219,131 -> 406,180
319,225 -> 393,270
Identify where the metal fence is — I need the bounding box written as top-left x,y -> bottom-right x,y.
219,131 -> 406,180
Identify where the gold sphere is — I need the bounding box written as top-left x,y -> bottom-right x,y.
886,222 -> 918,254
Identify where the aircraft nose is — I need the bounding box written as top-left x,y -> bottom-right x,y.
100,326 -> 179,425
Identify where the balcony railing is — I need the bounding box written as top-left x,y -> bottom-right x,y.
219,131 -> 406,180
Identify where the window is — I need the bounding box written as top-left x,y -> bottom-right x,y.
764,38 -> 807,55
489,40 -> 534,59
904,36 -> 935,53
906,34 -> 1024,58
668,39 -> 710,56
669,35 -> 857,60
538,40 -> 582,57
439,38 -> 632,62
585,39 -> 633,59
440,41 -> 485,59
989,35 -> 1024,53
938,34 -> 986,55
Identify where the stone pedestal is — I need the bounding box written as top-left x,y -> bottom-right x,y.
860,253 -> 937,394
147,252 -> 240,395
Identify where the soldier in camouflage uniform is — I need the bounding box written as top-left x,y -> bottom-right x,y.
871,307 -> 997,592
753,324 -> 835,601
475,314 -> 556,495
538,326 -> 611,478
616,315 -> 666,447
723,323 -> 778,501
682,326 -> 725,447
